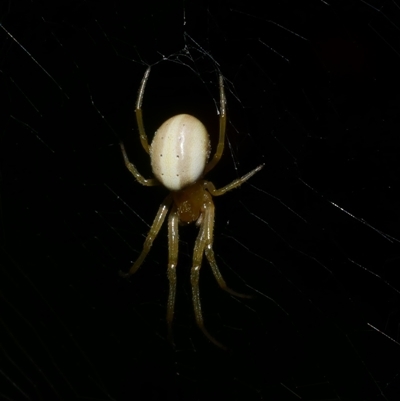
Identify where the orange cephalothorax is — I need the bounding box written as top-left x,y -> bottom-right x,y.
172,181 -> 210,224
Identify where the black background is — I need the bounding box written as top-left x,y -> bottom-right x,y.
1,1 -> 400,400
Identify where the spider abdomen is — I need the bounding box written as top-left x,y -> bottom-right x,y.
150,114 -> 210,191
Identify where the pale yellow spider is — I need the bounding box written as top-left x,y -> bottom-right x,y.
120,67 -> 263,348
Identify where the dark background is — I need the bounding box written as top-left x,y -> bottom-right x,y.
1,1 -> 400,400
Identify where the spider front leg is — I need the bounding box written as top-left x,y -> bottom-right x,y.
203,198 -> 251,299
191,211 -> 226,349
166,205 -> 179,344
191,195 -> 252,349
120,195 -> 172,277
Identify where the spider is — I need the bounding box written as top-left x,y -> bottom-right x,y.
120,67 -> 263,348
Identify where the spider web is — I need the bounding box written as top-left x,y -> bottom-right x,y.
1,1 -> 400,400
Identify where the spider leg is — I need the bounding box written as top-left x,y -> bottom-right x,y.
135,66 -> 151,155
204,74 -> 227,174
191,207 -> 226,350
166,205 -> 179,345
120,194 -> 172,277
120,142 -> 159,186
205,164 -> 264,196
203,199 -> 251,299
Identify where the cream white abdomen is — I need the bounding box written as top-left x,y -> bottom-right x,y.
150,114 -> 210,191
